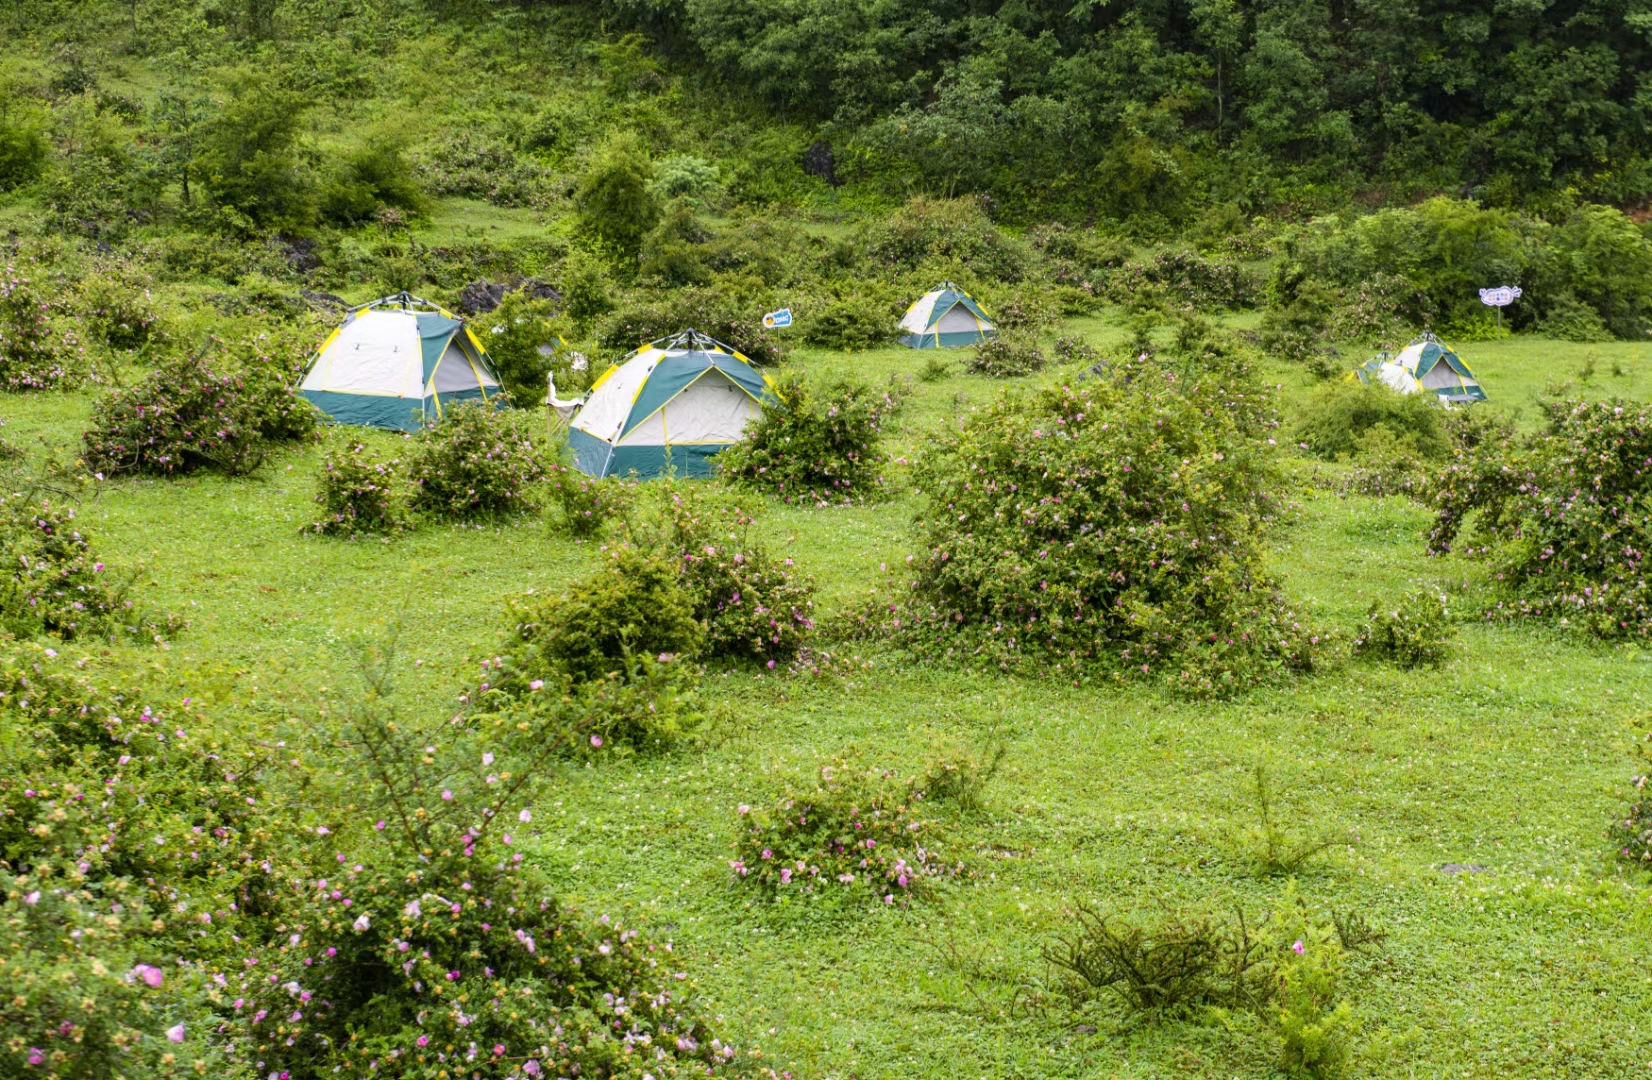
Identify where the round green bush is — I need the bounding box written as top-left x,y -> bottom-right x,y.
859,352 -> 1323,696
309,441 -> 405,537
408,402 -> 547,520
717,372 -> 905,504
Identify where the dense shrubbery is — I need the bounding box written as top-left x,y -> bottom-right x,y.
718,372 -> 905,504
855,349 -> 1322,696
1293,381 -> 1449,463
964,334 -> 1046,377
83,333 -> 318,477
545,462 -> 634,537
508,547 -> 705,683
803,292 -> 897,350
408,402 -> 546,520
730,756 -> 966,903
0,266 -> 84,391
1429,398 -> 1652,638
474,287 -> 577,403
861,197 -> 1027,282
309,441 -> 405,537
1109,250 -> 1261,310
1352,589 -> 1453,669
598,286 -> 787,367
1613,721 -> 1652,869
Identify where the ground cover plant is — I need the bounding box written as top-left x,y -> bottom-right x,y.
718,372 -> 905,505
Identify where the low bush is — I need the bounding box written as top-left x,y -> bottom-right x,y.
1052,336 -> 1102,367
980,285 -> 1060,332
0,266 -> 85,391
623,481 -> 817,665
507,546 -> 705,683
859,351 -> 1322,696
413,130 -> 549,208
1292,380 -> 1449,463
718,372 -> 905,504
216,639 -> 742,1078
803,292 -> 897,350
545,462 -> 634,537
69,257 -> 161,354
1612,720 -> 1652,868
1428,398 -> 1652,638
83,337 -> 318,477
1110,250 -> 1261,310
730,756 -> 966,903
964,334 -> 1046,377
1239,766 -> 1345,876
1043,905 -> 1272,1016
1352,589 -> 1452,668
408,402 -> 546,520
308,441 -> 405,537
1043,893 -> 1363,1074
0,489 -> 176,643
1330,273 -> 1435,348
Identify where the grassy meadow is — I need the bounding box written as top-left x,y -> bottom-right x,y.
8,294 -> 1652,1078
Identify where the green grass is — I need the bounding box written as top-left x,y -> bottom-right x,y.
10,320 -> 1652,1078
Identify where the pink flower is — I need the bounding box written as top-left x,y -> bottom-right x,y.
133,964 -> 164,988
590,735 -> 602,747
493,1044 -> 505,1056
1292,940 -> 1305,955
529,679 -> 543,691
737,804 -> 750,815
416,1035 -> 429,1047
779,869 -> 791,884
27,1048 -> 43,1064
374,821 -> 386,831
518,809 -> 531,823
524,1062 -> 541,1076
22,891 -> 38,905
165,1023 -> 186,1043
441,790 -> 453,801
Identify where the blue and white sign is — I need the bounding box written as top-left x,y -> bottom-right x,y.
1478,285 -> 1522,308
762,308 -> 793,329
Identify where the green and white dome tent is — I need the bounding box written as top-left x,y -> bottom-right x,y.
1357,333 -> 1487,404
299,292 -> 502,430
898,281 -> 998,348
567,329 -> 779,479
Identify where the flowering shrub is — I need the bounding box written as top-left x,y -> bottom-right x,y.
309,442 -> 405,537
1329,273 -> 1435,348
83,337 -> 318,478
854,351 -> 1323,696
545,463 -> 634,538
0,642 -> 277,1077
210,641 -> 749,1080
718,372 -> 906,504
83,352 -> 268,476
507,547 -> 705,683
409,403 -> 547,520
681,541 -> 815,664
964,335 -> 1047,378
0,488 -> 176,642
1613,720 -> 1652,867
730,758 -> 964,903
69,257 -> 161,353
1351,589 -> 1452,669
0,266 -> 85,391
1428,398 -> 1652,638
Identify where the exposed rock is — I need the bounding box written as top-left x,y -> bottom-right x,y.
456,277 -> 562,315
803,140 -> 840,187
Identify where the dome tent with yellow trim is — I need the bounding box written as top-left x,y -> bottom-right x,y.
568,329 -> 778,479
299,292 -> 503,430
1356,332 -> 1487,404
897,281 -> 997,348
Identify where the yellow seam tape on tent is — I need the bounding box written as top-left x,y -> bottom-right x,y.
312,325 -> 347,387
589,366 -> 619,391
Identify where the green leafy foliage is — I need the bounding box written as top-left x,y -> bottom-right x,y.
0,267 -> 84,392
1352,589 -> 1453,669
1429,398 -> 1652,638
598,285 -> 787,367
718,373 -> 904,504
407,403 -> 546,520
507,547 -> 704,683
1292,380 -> 1449,463
730,756 -> 965,903
803,292 -> 897,351
1613,719 -> 1652,869
545,463 -> 634,538
574,132 -> 659,260
0,485 -> 173,642
963,334 -> 1046,378
475,288 -> 574,403
858,349 -> 1322,695
308,441 -> 405,537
